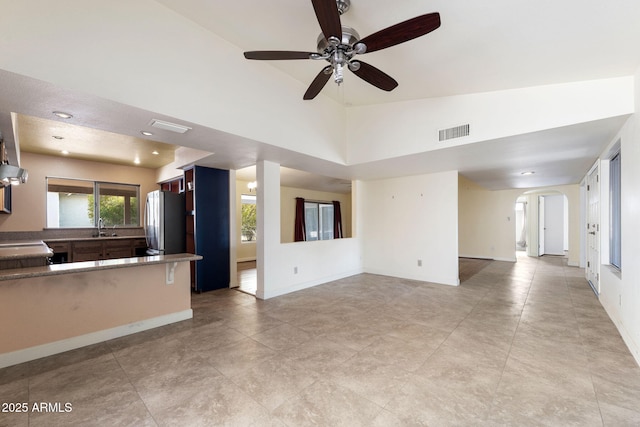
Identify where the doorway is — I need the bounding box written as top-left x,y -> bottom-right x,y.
515,198 -> 528,252
538,194 -> 567,256
237,260 -> 257,295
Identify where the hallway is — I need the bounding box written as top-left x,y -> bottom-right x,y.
1,256 -> 639,425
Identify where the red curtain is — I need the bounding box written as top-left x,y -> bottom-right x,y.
332,200 -> 343,238
294,197 -> 306,241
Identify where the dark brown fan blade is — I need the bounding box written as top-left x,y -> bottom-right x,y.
244,51 -> 316,60
357,13 -> 440,54
304,66 -> 332,100
311,0 -> 342,41
350,61 -> 398,91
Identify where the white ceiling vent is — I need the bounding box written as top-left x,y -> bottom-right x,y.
438,124 -> 469,142
149,119 -> 192,134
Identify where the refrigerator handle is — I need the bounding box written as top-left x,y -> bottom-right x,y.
144,196 -> 150,248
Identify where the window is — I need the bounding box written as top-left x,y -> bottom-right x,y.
241,194 -> 256,242
610,151 -> 621,269
304,201 -> 333,241
47,177 -> 140,228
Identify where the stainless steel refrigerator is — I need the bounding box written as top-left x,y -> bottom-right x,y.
144,190 -> 185,255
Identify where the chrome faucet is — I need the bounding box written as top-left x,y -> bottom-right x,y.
97,218 -> 106,237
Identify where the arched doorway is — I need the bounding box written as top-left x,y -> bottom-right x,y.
515,190 -> 569,259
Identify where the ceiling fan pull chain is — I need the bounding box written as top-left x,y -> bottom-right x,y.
334,63 -> 344,85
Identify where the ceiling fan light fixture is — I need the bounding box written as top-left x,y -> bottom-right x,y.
353,43 -> 367,55
336,0 -> 351,15
243,1 -> 440,99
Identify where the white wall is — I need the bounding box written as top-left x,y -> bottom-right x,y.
0,0 -> 346,163
256,160 -> 362,299
360,171 -> 459,286
346,77 -> 634,165
595,67 -> 640,366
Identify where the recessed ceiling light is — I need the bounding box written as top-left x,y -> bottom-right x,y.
52,135 -> 64,140
521,171 -> 535,175
141,131 -> 153,136
53,111 -> 73,119
151,150 -> 159,155
61,150 -> 69,155
134,158 -> 141,165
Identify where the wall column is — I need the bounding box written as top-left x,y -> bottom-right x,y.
256,160 -> 280,299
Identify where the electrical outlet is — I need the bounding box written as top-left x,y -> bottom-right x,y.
417,259 -> 422,267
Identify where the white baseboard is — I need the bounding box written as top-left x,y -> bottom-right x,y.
259,269 -> 363,300
601,302 -> 640,368
459,254 -> 516,263
617,323 -> 640,368
493,257 -> 517,262
0,309 -> 193,369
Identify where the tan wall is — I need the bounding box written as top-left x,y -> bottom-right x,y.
458,174 -> 581,265
0,262 -> 190,354
280,186 -> 352,243
0,152 -> 159,231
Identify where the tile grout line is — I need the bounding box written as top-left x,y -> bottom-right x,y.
483,256 -> 539,422
564,261 -> 607,426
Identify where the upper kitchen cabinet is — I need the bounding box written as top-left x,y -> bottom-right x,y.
185,166 -> 230,293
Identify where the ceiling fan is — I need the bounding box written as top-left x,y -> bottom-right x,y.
243,0 -> 441,100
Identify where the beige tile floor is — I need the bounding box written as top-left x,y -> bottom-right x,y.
2,255 -> 640,426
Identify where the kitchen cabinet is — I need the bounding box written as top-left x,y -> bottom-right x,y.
71,240 -> 104,262
104,239 -> 134,259
47,241 -> 70,264
46,237 -> 147,263
160,177 -> 184,193
184,166 -> 230,292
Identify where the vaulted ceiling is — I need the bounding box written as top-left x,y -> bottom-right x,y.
1,0 -> 639,191
158,0 -> 640,106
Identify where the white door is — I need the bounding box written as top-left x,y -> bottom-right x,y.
586,165 -> 600,293
543,195 -> 565,255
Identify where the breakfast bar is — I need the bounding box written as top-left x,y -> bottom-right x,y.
0,253 -> 202,368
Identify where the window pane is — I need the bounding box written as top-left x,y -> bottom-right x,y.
47,178 -> 94,227
241,194 -> 257,242
610,152 -> 621,269
97,183 -> 139,227
319,204 -> 334,240
305,202 -> 319,241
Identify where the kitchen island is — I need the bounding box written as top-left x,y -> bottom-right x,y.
0,253 -> 202,368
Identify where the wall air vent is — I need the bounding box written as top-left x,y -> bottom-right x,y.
438,124 -> 470,142
149,119 -> 192,134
